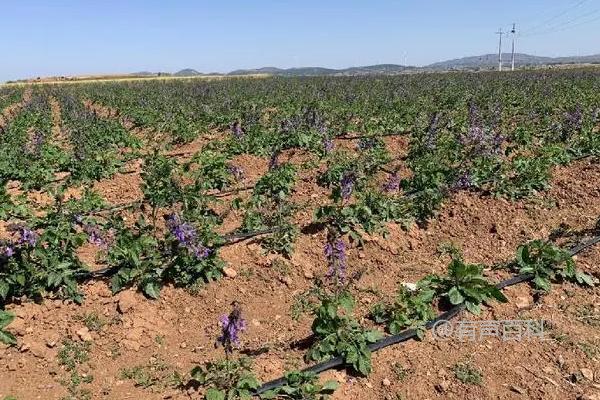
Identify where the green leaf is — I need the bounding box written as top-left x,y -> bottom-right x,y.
0,330 -> 17,346
575,270 -> 597,286
0,281 -> 9,299
143,281 -> 161,299
533,275 -> 551,292
321,380 -> 340,392
365,330 -> 383,343
0,311 -> 15,329
465,301 -> 481,315
448,287 -> 465,305
205,388 -> 225,400
488,287 -> 508,303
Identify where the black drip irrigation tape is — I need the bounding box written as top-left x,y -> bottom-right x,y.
253,234 -> 600,395
335,131 -> 410,141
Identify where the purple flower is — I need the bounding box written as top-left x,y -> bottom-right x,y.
322,137 -> 334,153
217,302 -> 246,353
166,214 -> 210,260
268,151 -> 280,170
73,214 -> 84,224
8,225 -> 38,247
25,131 -> 44,155
324,238 -> 347,285
83,224 -> 111,248
230,121 -> 244,138
166,214 -> 196,245
383,173 -> 400,192
459,104 -> 503,157
340,173 -> 355,201
19,228 -> 38,247
227,164 -> 244,181
425,113 -> 440,150
190,243 -> 211,259
1,244 -> 14,258
564,106 -> 583,135
452,172 -> 472,190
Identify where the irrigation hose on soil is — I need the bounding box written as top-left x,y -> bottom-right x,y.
253,234 -> 600,395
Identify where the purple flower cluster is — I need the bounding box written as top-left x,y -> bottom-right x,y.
322,137 -> 334,153
383,173 -> 401,192
25,131 -> 44,155
452,172 -> 473,191
227,164 -> 244,181
1,225 -> 38,258
166,214 -> 210,259
324,238 -> 347,285
230,121 -> 244,138
564,106 -> 583,134
425,113 -> 440,150
83,224 -> 111,248
217,302 -> 246,353
459,103 -> 503,157
7,224 -> 38,247
340,173 -> 355,201
0,243 -> 14,258
73,215 -> 112,248
268,150 -> 281,170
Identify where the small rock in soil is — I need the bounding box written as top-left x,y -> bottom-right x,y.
516,296 -> 530,310
77,327 -> 93,342
581,368 -> 594,381
223,267 -> 238,278
435,380 -> 450,393
117,291 -> 137,313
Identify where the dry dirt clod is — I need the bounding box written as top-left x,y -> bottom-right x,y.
581,368 -> 595,381
223,267 -> 238,278
435,380 -> 450,393
117,290 -> 137,313
382,378 -> 391,387
77,327 -> 93,342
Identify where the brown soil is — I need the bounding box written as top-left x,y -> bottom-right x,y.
2,118 -> 600,399
48,95 -> 71,151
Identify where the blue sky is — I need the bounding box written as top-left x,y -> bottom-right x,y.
1,0 -> 599,81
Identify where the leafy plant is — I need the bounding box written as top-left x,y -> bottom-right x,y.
189,358 -> 260,400
421,257 -> 508,315
370,286 -> 436,339
306,291 -> 382,376
260,371 -> 338,399
516,240 -> 597,292
453,361 -> 482,385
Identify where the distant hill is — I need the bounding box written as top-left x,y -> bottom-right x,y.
227,64 -> 415,76
426,53 -> 600,70
174,68 -> 203,77
8,52 -> 600,84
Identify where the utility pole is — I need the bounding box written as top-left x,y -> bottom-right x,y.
511,23 -> 516,71
495,28 -> 504,71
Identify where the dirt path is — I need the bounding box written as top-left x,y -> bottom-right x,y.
48,95 -> 71,151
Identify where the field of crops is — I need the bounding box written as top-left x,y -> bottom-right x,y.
1,68 -> 600,400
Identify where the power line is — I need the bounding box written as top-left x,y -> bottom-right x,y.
519,0 -> 589,36
519,8 -> 600,38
